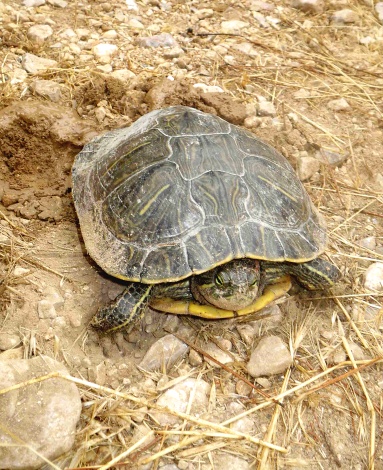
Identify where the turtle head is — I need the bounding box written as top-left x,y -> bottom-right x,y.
193,259 -> 260,310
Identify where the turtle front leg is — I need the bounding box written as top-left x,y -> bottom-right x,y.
91,283 -> 154,332
150,276 -> 292,319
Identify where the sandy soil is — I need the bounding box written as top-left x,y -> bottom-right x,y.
0,0 -> 383,468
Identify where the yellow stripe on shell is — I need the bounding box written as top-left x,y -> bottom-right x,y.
257,175 -> 298,202
139,184 -> 170,216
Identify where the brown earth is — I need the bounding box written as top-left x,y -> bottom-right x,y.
0,0 -> 383,469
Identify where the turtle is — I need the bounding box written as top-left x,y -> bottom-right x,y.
72,105 -> 340,332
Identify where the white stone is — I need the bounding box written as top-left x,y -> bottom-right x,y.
139,334 -> 188,371
127,18 -> 145,29
0,356 -> 81,469
137,33 -> 177,47
202,341 -> 234,367
37,299 -> 57,319
257,100 -> 277,116
126,0 -> 139,10
30,79 -> 62,102
22,53 -> 58,74
221,20 -> 249,32
153,378 -> 210,426
376,3 -> 383,23
23,0 -> 45,6
27,25 -> 53,44
47,0 -> 67,6
43,286 -> 64,309
291,0 -> 324,14
231,42 -> 259,57
327,97 -> 350,111
102,29 -> 118,39
0,333 -> 21,351
331,9 -> 359,24
247,336 -> 292,377
13,266 -> 30,277
110,68 -> 136,80
193,83 -> 224,93
92,43 -> 118,59
244,115 -> 262,128
10,68 -> 28,85
358,236 -> 376,251
364,263 -> 383,291
297,156 -> 320,181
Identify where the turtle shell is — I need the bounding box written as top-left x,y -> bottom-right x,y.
72,106 -> 327,283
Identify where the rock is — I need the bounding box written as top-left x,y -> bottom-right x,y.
236,324 -> 257,346
47,0 -> 67,6
221,20 -> 249,32
30,79 -> 62,102
126,0 -> 139,10
163,46 -> 184,59
38,299 -> 57,319
297,156 -> 320,181
331,9 -> 359,24
0,356 -> 81,469
188,348 -> 203,366
247,336 -> 292,377
314,149 -> 347,166
358,236 -> 376,251
244,115 -> 262,128
127,18 -> 145,29
196,8 -> 214,19
193,83 -> 224,93
102,29 -> 118,39
152,378 -> 210,426
0,333 -> 21,351
137,33 -> 177,48
327,97 -> 350,111
364,263 -> 383,291
139,334 -> 188,371
212,453 -> 251,470
38,196 -> 64,221
376,3 -> 383,23
293,88 -> 312,99
291,0 -> 324,14
202,341 -> 234,367
10,68 -> 28,85
92,43 -> 118,63
13,265 -> 30,277
43,286 -> 65,309
110,68 -> 136,81
27,24 -> 53,44
349,342 -> 367,361
257,100 -> 277,117
23,0 -> 45,6
88,361 -> 107,386
231,42 -> 259,57
22,53 -> 58,74
235,379 -> 253,396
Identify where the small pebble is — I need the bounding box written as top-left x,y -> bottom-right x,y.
27,24 -> 53,44
297,156 -> 320,181
139,334 -> 188,371
291,0 -> 324,14
257,100 -> 276,117
327,97 -> 350,111
364,263 -> 383,291
331,9 -> 359,24
247,336 -> 292,377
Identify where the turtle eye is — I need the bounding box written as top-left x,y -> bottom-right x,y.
215,274 -> 225,286
249,277 -> 258,287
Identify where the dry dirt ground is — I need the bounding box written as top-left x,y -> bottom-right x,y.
1,0 -> 383,469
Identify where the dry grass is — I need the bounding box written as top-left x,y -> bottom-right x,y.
1,0 -> 383,468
